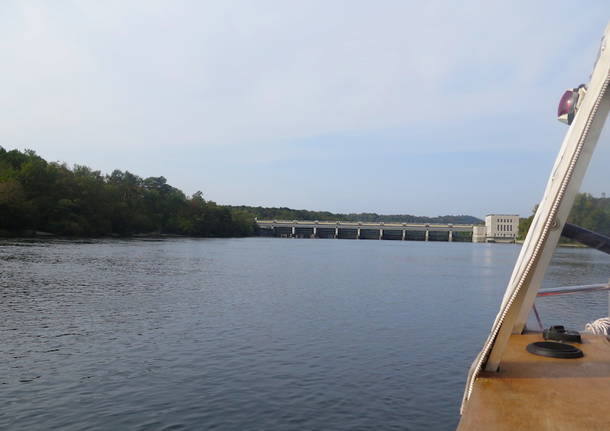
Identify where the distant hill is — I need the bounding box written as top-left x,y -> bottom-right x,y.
228,206 -> 483,225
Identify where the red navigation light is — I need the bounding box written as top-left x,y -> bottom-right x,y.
558,90 -> 574,117
557,90 -> 578,125
557,85 -> 586,125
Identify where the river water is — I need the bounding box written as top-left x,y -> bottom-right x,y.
2,238 -> 609,430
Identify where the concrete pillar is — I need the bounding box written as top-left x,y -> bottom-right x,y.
357,228 -> 361,240
425,230 -> 429,242
448,230 -> 453,242
379,229 -> 383,240
291,226 -> 295,237
402,230 -> 406,240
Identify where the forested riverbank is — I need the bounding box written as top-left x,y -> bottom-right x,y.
0,147 -> 487,238
0,148 -> 255,237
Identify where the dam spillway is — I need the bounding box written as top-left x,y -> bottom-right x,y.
256,220 -> 487,242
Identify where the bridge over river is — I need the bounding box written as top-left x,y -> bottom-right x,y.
257,220 -> 486,242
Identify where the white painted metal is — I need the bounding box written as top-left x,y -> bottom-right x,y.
461,21 -> 610,413
537,283 -> 610,296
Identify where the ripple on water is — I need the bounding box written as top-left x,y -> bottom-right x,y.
1,238 -> 606,430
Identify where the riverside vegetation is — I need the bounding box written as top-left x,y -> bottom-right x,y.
0,147 -> 483,238
518,194 -> 610,240
227,206 -> 481,225
0,148 -> 255,237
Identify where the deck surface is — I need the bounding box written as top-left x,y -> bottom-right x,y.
458,333 -> 610,431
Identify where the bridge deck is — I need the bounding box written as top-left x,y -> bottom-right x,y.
256,220 -> 476,232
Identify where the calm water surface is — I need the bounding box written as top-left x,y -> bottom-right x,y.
2,238 -> 608,430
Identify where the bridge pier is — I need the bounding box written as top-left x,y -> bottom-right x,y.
258,221 -> 477,242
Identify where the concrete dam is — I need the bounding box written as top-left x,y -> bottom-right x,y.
257,220 -> 488,242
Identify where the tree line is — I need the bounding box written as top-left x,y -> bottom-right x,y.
518,193 -> 610,240
0,147 -> 485,238
0,147 -> 255,237
228,205 -> 482,225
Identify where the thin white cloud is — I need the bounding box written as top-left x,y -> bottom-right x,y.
1,1 -> 609,215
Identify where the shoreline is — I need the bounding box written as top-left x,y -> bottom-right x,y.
0,230 -> 250,240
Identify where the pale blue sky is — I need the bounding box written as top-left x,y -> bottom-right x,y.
2,1 -> 610,218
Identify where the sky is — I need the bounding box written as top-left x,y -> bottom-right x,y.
1,1 -> 610,218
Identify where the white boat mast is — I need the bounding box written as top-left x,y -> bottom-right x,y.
462,21 -> 610,412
